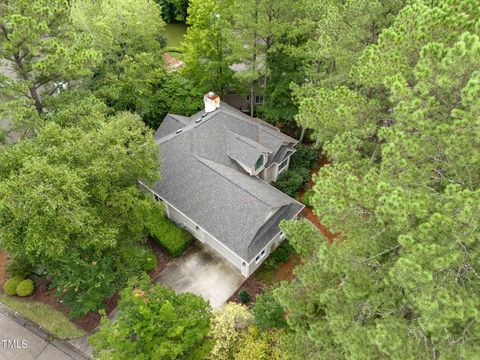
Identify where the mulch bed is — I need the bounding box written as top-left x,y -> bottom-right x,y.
228,276 -> 265,306
0,250 -> 9,286
0,239 -> 174,333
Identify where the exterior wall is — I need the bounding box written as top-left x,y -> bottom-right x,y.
164,202 -> 248,276
246,231 -> 286,276
260,164 -> 276,183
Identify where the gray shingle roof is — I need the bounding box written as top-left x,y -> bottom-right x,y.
150,103 -> 303,262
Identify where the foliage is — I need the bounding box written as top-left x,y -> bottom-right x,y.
15,279 -> 34,297
182,0 -> 238,95
147,206 -> 193,257
274,168 -> 309,197
141,249 -> 158,272
51,257 -> 118,318
0,294 -> 85,339
155,0 -> 189,23
0,0 -> 99,133
278,1 -> 480,358
263,245 -> 290,271
251,292 -> 286,330
89,274 -> 212,359
289,144 -> 319,170
6,256 -> 33,278
234,326 -> 287,360
238,289 -> 250,304
3,276 -> 23,296
302,188 -> 315,208
209,302 -> 253,360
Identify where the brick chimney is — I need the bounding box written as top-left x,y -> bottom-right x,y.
204,92 -> 220,113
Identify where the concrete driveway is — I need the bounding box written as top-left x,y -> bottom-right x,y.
154,242 -> 244,308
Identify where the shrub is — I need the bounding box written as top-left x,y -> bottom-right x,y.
51,257 -> 118,318
263,246 -> 290,271
141,250 -> 157,272
303,188 -> 315,207
239,289 -> 250,304
16,279 -> 35,297
275,171 -> 303,197
147,208 -> 193,257
289,143 -> 319,170
6,257 -> 34,278
251,292 -> 286,329
3,276 -> 23,296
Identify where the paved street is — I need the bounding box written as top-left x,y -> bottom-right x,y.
0,310 -> 89,360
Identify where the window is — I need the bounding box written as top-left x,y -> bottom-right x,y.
255,155 -> 265,171
255,249 -> 267,264
255,95 -> 264,104
278,158 -> 289,174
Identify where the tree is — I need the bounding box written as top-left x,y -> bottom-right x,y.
89,274 -> 212,359
234,326 -> 287,360
155,0 -> 189,23
0,102 -> 160,316
182,0 -> 238,95
251,291 -> 287,330
277,1 -> 480,358
209,302 -> 253,360
0,0 -> 98,134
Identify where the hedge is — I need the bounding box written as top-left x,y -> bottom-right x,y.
148,211 -> 193,257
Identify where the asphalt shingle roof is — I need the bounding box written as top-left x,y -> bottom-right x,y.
150,103 -> 303,262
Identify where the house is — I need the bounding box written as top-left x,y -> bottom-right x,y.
143,92 -> 304,277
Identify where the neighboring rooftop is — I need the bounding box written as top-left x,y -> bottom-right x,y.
150,101 -> 302,262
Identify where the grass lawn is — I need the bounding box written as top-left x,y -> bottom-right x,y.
0,294 -> 85,339
164,22 -> 187,48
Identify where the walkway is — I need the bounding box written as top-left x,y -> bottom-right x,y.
0,304 -> 90,360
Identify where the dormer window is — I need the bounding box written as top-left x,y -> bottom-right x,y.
255,155 -> 265,171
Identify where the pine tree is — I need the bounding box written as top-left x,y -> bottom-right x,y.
278,1 -> 480,358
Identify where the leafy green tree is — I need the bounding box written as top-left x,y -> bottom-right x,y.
209,303 -> 253,360
251,292 -> 287,329
89,274 -> 212,359
182,0 -> 238,95
155,0 -> 189,23
0,105 -> 160,316
277,1 -> 480,358
71,0 -> 166,122
0,0 -> 98,133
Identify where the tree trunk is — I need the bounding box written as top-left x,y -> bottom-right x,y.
299,127 -> 306,142
250,85 -> 255,117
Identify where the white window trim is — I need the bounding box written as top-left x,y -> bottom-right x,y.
255,248 -> 267,264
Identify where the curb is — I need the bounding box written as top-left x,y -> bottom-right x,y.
0,302 -> 91,360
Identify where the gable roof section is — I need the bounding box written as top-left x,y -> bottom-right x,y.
150,103 -> 303,262
226,131 -> 271,169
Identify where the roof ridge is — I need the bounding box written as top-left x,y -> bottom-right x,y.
195,156 -> 275,208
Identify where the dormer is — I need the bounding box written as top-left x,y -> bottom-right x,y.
226,131 -> 272,176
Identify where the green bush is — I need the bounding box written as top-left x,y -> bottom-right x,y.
263,245 -> 290,271
16,279 -> 34,297
289,144 -> 319,170
141,250 -> 157,272
6,257 -> 34,278
148,208 -> 193,257
3,277 -> 23,296
252,292 -> 286,329
303,188 -> 315,207
239,289 -> 250,304
275,168 -> 308,197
